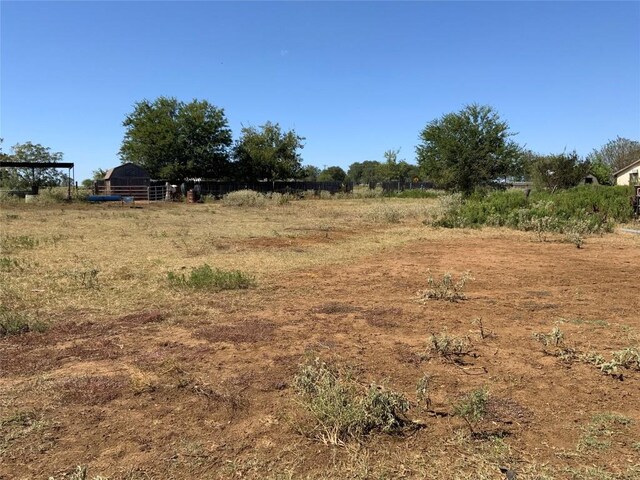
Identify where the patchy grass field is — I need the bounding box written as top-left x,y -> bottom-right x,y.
1,197 -> 639,480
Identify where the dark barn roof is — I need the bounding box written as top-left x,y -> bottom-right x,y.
104,163 -> 149,180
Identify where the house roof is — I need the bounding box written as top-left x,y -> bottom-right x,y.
613,158 -> 640,177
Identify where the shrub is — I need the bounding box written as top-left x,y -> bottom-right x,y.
167,264 -> 255,290
222,189 -> 267,207
429,186 -> 632,234
415,374 -> 431,409
426,331 -> 471,359
351,186 -> 384,199
267,192 -> 293,205
611,348 -> 640,371
366,204 -> 402,223
533,326 -> 565,348
416,270 -> 473,302
391,189 -> 442,199
583,348 -> 640,378
0,308 -> 47,336
293,357 -> 410,445
453,387 -> 489,434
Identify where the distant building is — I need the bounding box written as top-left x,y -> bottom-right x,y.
96,163 -> 151,200
581,174 -> 599,185
613,159 -> 640,186
104,163 -> 150,188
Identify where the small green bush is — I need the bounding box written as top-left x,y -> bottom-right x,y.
453,387 -> 489,433
167,264 -> 255,290
293,357 -> 409,445
426,331 -> 471,359
416,270 -> 473,302
0,308 -> 47,336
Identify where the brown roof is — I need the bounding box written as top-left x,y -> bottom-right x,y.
613,158 -> 640,177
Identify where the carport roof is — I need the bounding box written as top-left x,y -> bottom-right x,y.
0,161 -> 74,169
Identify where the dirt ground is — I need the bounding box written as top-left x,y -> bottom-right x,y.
1,200 -> 639,479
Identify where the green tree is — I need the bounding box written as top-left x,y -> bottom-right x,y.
300,165 -> 321,181
318,166 -> 347,182
379,149 -> 421,181
382,149 -> 401,181
397,161 -> 421,182
529,151 -> 590,191
416,104 -> 522,194
586,136 -> 640,173
232,122 -> 305,181
0,142 -> 65,189
589,160 -> 613,186
119,97 -> 232,181
347,160 -> 385,184
80,169 -> 107,189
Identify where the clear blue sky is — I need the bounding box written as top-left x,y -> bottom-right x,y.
1,1 -> 639,182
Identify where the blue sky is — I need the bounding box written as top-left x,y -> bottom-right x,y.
1,1 -> 639,182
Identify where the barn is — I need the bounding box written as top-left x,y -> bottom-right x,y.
98,163 -> 151,200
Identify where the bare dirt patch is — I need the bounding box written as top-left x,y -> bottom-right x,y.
1,201 -> 639,479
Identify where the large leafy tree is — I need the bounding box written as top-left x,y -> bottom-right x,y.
586,136 -> 640,173
416,104 -> 522,194
0,141 -> 65,189
119,97 -> 232,180
232,122 -> 305,181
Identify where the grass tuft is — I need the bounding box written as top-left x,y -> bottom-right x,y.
167,263 -> 255,290
0,308 -> 47,336
47,465 -> 108,480
293,357 -> 410,445
426,331 -> 471,360
577,412 -> 632,452
417,270 -> 473,302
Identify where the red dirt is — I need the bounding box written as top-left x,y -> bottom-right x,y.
1,233 -> 639,479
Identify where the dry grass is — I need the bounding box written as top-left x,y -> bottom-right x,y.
0,198 -> 440,318
1,196 -> 640,479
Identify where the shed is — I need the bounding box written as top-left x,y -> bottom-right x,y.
613,159 -> 640,186
581,174 -> 599,185
100,163 -> 151,200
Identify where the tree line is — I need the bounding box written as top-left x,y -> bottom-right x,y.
2,97 -> 639,192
